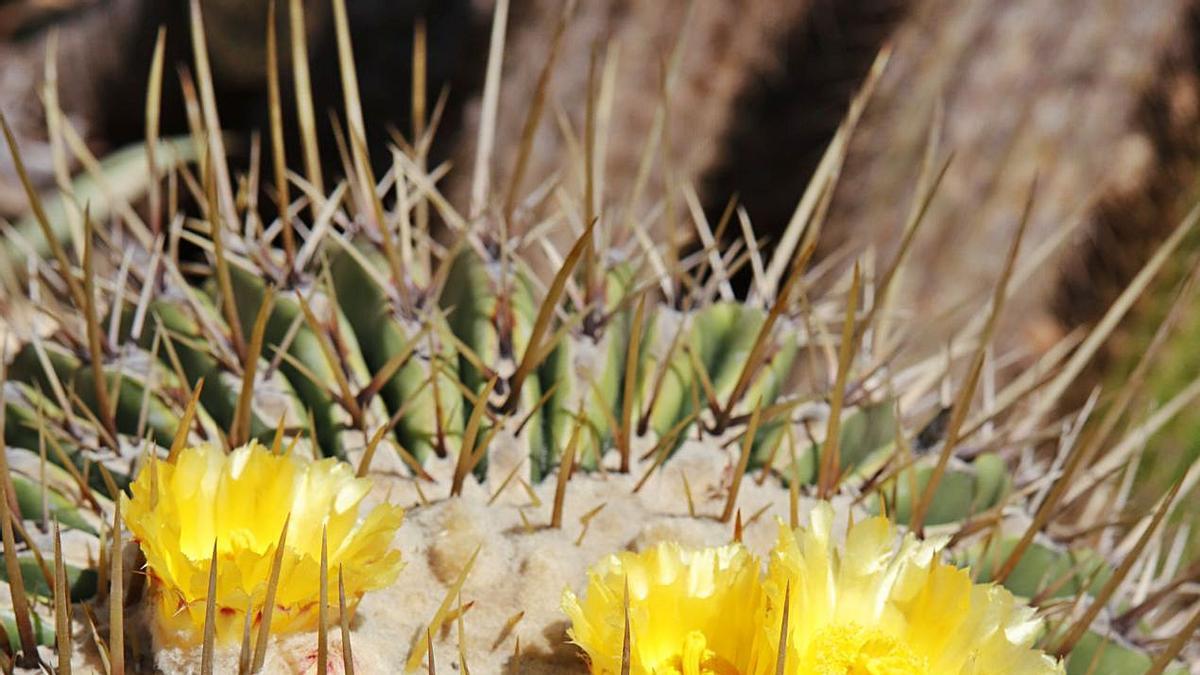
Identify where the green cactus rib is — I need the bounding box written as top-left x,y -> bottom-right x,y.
873,453 -> 1011,527
0,556 -> 97,603
439,248 -> 559,479
9,473 -> 98,535
330,247 -> 463,465
8,340 -> 187,448
133,295 -> 298,444
218,267 -> 358,459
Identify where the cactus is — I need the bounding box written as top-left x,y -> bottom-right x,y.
1,1 -> 1198,673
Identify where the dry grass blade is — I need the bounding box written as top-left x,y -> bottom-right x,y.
776,581 -> 791,675
339,566 -> 355,675
145,26 -> 167,234
287,0 -> 322,197
619,1 -> 693,243
637,317 -> 690,435
633,411 -> 697,493
996,255 -> 1200,583
620,578 -> 631,675
356,419 -> 396,479
329,0 -> 406,301
59,114 -> 153,248
470,0 -> 511,218
200,540 -> 218,675
718,244 -> 812,432
582,48 -> 600,297
406,546 -> 481,671
1146,603 -> 1200,675
0,112 -> 87,309
296,292 -> 363,424
44,31 -> 84,258
82,213 -> 117,439
81,603 -> 111,673
38,418 -> 101,510
683,185 -> 735,302
168,378 -> 205,462
762,47 -> 890,296
356,324 -> 430,409
318,527 -> 329,675
619,293 -> 647,472
0,470 -> 38,667
863,153 -> 953,343
4,491 -> 51,591
109,499 -> 125,675
251,514 -> 290,672
503,2 -> 571,226
266,0 -> 293,271
1033,201 -> 1200,421
488,459 -> 525,505
1054,480 -> 1182,657
232,286 -> 276,447
506,219 -> 597,413
187,0 -> 237,228
455,593 -> 470,675
685,334 -> 721,416
54,521 -> 72,675
909,181 -> 1033,532
412,23 -> 433,273
789,478 -> 799,529
329,0 -> 366,156
28,335 -> 76,428
490,611 -> 525,652
1118,556 -> 1200,632
205,164 -> 245,357
426,629 -> 436,675
238,596 -> 253,675
412,18 -> 428,146
452,376 -> 498,496
269,414 -> 288,455
721,401 -> 763,522
551,411 -> 585,528
360,377 -> 437,479
817,264 -> 861,498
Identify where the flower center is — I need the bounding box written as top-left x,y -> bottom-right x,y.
802,622 -> 927,675
657,630 -> 743,675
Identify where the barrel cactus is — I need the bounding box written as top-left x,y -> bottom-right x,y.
1,1 -> 1198,673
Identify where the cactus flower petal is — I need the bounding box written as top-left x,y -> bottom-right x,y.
122,441 -> 404,645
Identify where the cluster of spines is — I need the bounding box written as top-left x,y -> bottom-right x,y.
0,0 -> 1198,672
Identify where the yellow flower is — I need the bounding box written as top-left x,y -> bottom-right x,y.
562,541 -> 773,675
564,504 -> 1064,675
765,503 -> 1064,675
122,442 -> 404,645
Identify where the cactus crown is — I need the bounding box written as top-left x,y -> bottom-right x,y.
1,0 -> 1199,673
